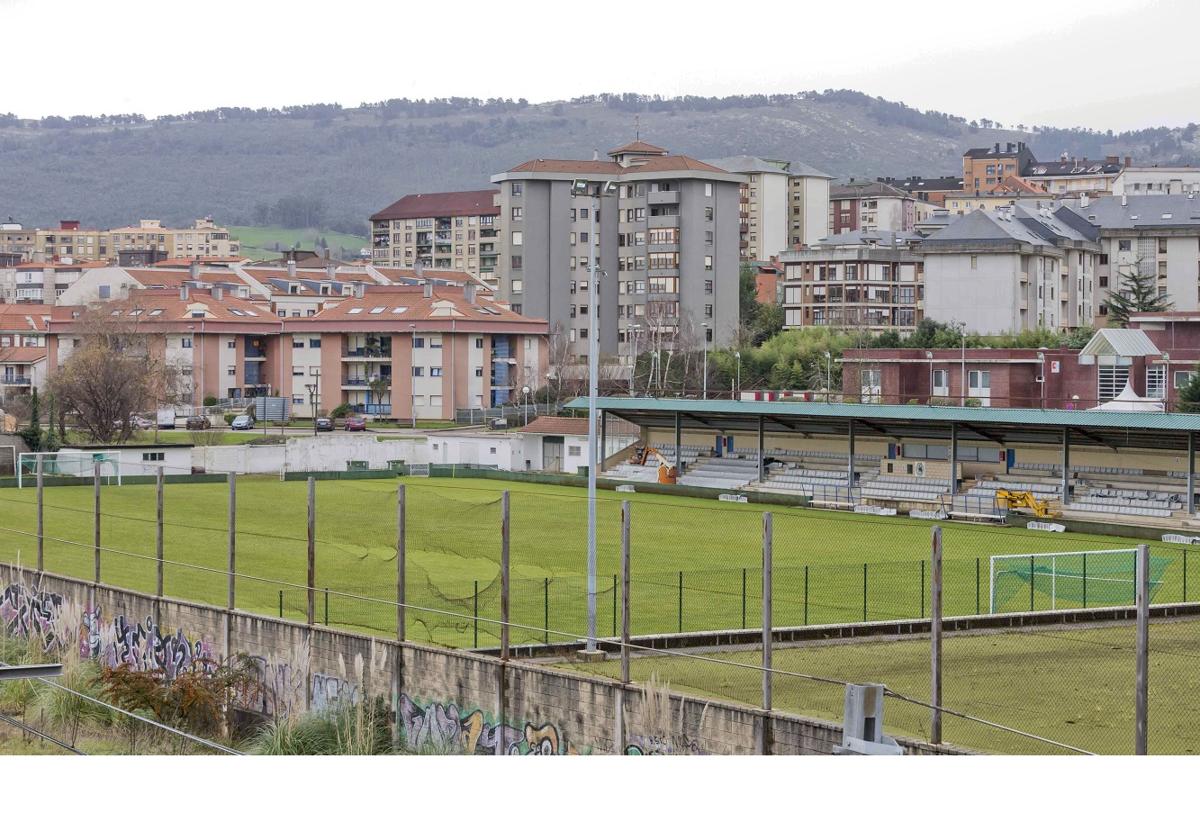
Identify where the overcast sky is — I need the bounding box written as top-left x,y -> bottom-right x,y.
3,0 -> 1195,132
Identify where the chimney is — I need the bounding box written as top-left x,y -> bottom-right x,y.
286,259 -> 297,279
354,283 -> 365,299
993,143 -> 1000,153
1125,156 -> 1132,167
189,260 -> 200,280
180,285 -> 190,300
422,282 -> 432,299
464,283 -> 476,304
1080,193 -> 1090,209
326,264 -> 337,282
323,247 -> 331,261
1106,155 -> 1119,165
1121,194 -> 1128,206
213,285 -> 224,301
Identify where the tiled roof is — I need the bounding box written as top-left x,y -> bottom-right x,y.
830,181 -> 912,200
302,286 -> 545,330
1025,159 -> 1123,177
49,289 -> 281,331
0,304 -> 52,332
624,155 -> 727,174
517,416 -> 591,436
370,190 -> 500,222
608,140 -> 668,155
124,268 -> 254,288
0,346 -> 47,363
371,267 -> 478,285
508,159 -> 625,175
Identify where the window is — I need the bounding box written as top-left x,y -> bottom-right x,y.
704,183 -> 713,197
293,339 -> 305,348
511,255 -> 523,270
1098,365 -> 1130,401
511,207 -> 523,221
475,338 -> 484,349
309,338 -> 321,348
511,231 -> 523,246
475,367 -> 484,377
568,445 -> 582,457
510,183 -> 522,196
1118,239 -> 1132,252
430,367 -> 443,377
412,336 -> 425,349
932,369 -> 949,395
181,338 -> 192,348
141,452 -> 165,462
293,367 -> 304,376
1147,364 -> 1166,399
704,207 -> 714,221
227,340 -> 236,348
1175,370 -> 1194,389
968,370 -> 991,390
970,256 -> 978,269
860,368 -> 882,403
227,367 -> 236,376
412,366 -> 424,377
704,255 -> 713,271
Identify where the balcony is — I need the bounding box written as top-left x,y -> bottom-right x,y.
1,376 -> 32,386
349,403 -> 392,416
648,190 -> 679,205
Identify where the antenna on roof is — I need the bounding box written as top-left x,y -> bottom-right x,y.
635,114 -> 640,140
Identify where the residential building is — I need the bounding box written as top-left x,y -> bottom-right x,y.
1057,194 -> 1200,318
919,204 -> 1101,334
369,190 -> 502,279
789,165 -> 834,249
0,218 -> 240,264
840,328 -> 1183,410
0,261 -> 107,304
829,180 -> 937,234
492,140 -> 743,363
752,259 -> 784,306
0,303 -> 51,394
942,175 -> 1051,216
1024,155 -> 1126,195
779,230 -> 924,333
879,175 -> 963,206
962,142 -> 1036,192
1112,166 -> 1200,196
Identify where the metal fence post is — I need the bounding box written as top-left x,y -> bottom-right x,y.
278,590 -> 283,618
543,577 -> 549,644
473,580 -> 479,647
803,565 -> 809,626
35,458 -> 44,573
920,559 -> 925,619
306,477 -> 316,626
621,500 -> 631,686
93,461 -> 101,584
1135,544 -> 1149,755
612,573 -> 618,638
1082,552 -> 1088,609
155,467 -> 164,599
396,484 -> 406,642
761,511 -> 773,756
498,490 -> 510,756
677,571 -> 683,633
975,557 -> 980,614
1184,549 -> 1188,602
741,567 -> 747,630
324,588 -> 329,625
930,526 -> 944,744
227,472 -> 236,612
862,562 -> 868,622
1029,555 -> 1035,612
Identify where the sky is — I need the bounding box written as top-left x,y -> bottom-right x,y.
2,0 -> 1196,132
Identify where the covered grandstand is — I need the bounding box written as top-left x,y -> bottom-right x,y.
568,397 -> 1200,527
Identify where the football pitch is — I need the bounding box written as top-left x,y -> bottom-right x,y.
567,618 -> 1200,755
0,476 -> 1193,648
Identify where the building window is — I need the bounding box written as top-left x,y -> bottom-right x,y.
1118,239 -> 1132,252
511,183 -> 522,196
293,339 -> 304,348
511,255 -> 523,270
932,369 -> 949,395
1147,364 -> 1166,399
704,256 -> 713,270
704,207 -> 714,221
227,367 -> 236,376
141,452 -> 165,462
430,367 -> 443,377
511,231 -> 523,246
475,337 -> 484,349
412,366 -> 424,377
1175,370 -> 1194,389
860,368 -> 882,403
309,338 -> 321,348
1098,365 -> 1129,401
181,338 -> 192,348
511,207 -> 523,221
475,367 -> 484,377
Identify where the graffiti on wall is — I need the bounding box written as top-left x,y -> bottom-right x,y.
0,583 -> 65,651
311,672 -> 360,713
399,694 -> 573,755
624,734 -> 705,756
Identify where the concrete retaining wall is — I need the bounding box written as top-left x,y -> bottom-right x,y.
0,562 -> 958,755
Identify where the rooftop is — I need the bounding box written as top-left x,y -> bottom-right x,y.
369,189 -> 501,222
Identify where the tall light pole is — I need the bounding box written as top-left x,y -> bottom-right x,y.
1037,351 -> 1045,409
926,350 -> 934,402
305,379 -> 318,436
409,323 -> 417,429
522,384 -> 531,425
628,323 -> 639,396
823,350 -> 832,401
734,350 -> 741,398
571,177 -> 616,654
701,322 -> 709,400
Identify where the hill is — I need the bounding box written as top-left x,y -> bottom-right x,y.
2,91 -> 1197,236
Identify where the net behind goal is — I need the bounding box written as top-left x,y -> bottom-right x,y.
989,548 -> 1170,613
17,451 -> 123,488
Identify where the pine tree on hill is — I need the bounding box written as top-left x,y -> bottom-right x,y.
1106,268 -> 1170,327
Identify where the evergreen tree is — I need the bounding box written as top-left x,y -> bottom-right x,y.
22,386 -> 43,451
1106,268 -> 1170,327
1177,365 -> 1200,412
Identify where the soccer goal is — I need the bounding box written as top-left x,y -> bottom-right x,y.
408,463 -> 431,478
988,548 -> 1170,613
17,450 -> 123,488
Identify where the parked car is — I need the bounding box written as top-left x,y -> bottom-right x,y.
185,415 -> 211,430
129,415 -> 153,430
231,414 -> 255,431
315,417 -> 334,432
343,415 -> 367,432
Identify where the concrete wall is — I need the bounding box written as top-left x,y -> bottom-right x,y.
195,435 -> 428,474
0,562 -> 957,755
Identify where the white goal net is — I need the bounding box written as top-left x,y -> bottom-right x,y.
988,548 -> 1170,613
17,451 -> 123,488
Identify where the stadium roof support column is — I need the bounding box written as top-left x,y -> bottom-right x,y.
1189,432 -> 1196,516
757,415 -> 765,483
847,420 -> 856,492
949,423 -> 958,496
674,412 -> 682,469
1061,429 -> 1071,506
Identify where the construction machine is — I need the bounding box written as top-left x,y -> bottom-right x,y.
633,446 -> 678,485
995,489 -> 1059,519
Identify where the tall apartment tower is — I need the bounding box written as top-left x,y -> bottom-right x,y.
492,141 -> 743,364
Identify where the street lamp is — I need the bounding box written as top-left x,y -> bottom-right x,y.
522,384 -> 531,426
701,322 -> 709,400
570,176 -> 617,655
1036,351 -> 1045,409
926,350 -> 934,402
734,350 -> 741,398
628,323 -> 640,396
305,379 -> 318,437
823,350 -> 832,401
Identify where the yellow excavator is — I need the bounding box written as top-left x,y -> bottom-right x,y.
996,489 -> 1059,519
633,446 -> 678,485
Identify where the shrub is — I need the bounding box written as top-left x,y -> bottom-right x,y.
330,403 -> 352,419
223,413 -> 236,426
202,395 -> 218,407
964,397 -> 982,407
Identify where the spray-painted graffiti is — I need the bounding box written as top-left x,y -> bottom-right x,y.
0,583 -> 65,651
311,673 -> 360,713
399,694 -> 573,755
624,733 -> 705,756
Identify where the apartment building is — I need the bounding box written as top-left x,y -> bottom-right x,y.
962,142 -> 1036,192
1024,155 -> 1125,195
492,140 -> 743,363
0,303 -> 51,394
779,230 -> 924,333
0,261 -> 107,304
942,175 -> 1051,215
919,205 -> 1101,334
880,175 -> 963,206
1112,166 -> 1200,196
788,163 -> 833,248
0,219 -> 240,264
829,181 -> 936,234
1058,194 -> 1200,317
369,190 -> 502,280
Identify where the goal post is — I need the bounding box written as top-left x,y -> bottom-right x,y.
989,548 -> 1169,613
17,450 -> 123,489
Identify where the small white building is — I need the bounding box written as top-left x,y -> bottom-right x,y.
426,417 -> 639,474
52,444 -> 193,478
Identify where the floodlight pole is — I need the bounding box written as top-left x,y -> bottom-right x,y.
586,185 -> 600,652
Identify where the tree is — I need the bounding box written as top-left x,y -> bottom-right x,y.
48,306 -> 176,444
1177,365 -> 1200,412
738,263 -> 761,337
1106,268 -> 1170,327
19,386 -> 43,451
367,376 -> 391,410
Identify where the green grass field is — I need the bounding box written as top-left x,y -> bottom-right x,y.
568,619 -> 1200,755
0,477 -> 1194,648
229,226 -> 368,261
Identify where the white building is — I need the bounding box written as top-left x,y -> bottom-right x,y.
1111,166 -> 1200,197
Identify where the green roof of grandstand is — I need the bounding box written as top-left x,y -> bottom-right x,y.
564,397 -> 1200,451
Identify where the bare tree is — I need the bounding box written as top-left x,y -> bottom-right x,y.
48,306 -> 174,444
